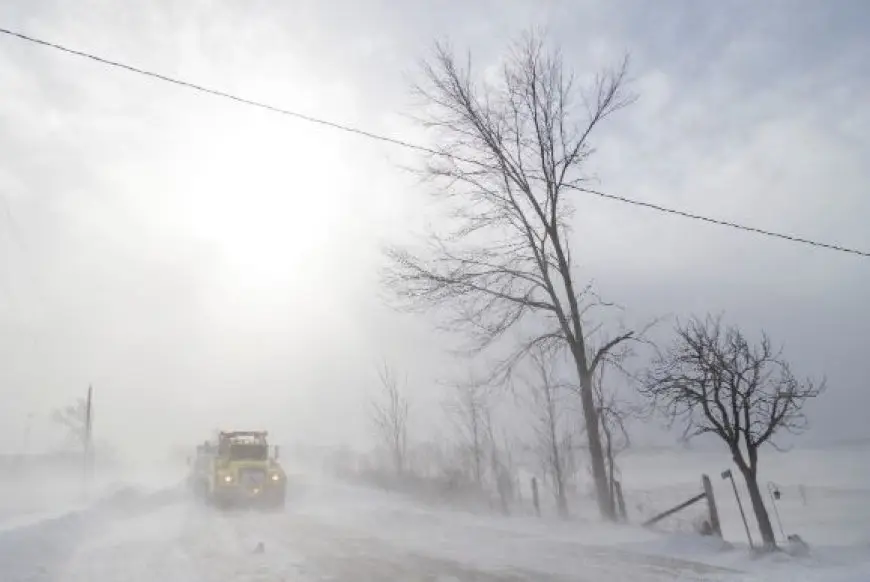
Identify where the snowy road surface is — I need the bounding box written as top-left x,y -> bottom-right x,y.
0,484 -> 736,582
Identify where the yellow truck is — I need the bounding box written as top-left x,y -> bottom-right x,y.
189,430 -> 286,510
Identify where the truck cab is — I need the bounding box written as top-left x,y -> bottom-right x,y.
190,430 -> 286,510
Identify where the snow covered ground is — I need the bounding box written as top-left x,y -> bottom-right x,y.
0,463 -> 183,530
0,443 -> 867,581
618,443 -> 870,547
0,482 -> 730,581
292,472 -> 870,582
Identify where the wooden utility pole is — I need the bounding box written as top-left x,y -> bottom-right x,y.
83,385 -> 94,499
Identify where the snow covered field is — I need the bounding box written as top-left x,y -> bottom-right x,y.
617,443 -> 870,549
0,462 -> 183,530
0,443 -> 868,581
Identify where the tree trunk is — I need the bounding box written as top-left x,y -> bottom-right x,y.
472,429 -> 482,487
740,467 -> 777,549
552,449 -> 568,517
603,418 -> 617,517
575,359 -> 614,520
473,452 -> 482,487
549,395 -> 569,518
555,475 -> 568,518
393,441 -> 404,476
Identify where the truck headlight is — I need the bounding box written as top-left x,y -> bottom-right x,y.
270,473 -> 281,481
223,474 -> 233,483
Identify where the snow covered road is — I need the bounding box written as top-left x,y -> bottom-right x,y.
0,483 -> 737,582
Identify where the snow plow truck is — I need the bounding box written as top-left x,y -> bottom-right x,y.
189,430 -> 286,510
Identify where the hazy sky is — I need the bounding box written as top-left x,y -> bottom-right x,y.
1,0 -> 868,461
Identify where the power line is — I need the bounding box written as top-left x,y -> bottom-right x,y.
0,28 -> 441,156
573,187 -> 869,257
1,25 -> 868,259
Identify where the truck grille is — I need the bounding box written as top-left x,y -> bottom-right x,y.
239,468 -> 267,489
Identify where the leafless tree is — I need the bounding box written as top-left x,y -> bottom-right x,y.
592,363 -> 633,515
564,339 -> 640,514
383,30 -> 637,519
443,380 -> 491,487
558,430 -> 583,498
525,345 -> 572,517
483,406 -> 515,515
641,315 -> 825,549
370,362 -> 411,476
52,398 -> 88,447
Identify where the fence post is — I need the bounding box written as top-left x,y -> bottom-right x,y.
702,474 -> 722,537
531,476 -> 540,517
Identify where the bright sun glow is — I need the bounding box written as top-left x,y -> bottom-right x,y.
175,111 -> 344,293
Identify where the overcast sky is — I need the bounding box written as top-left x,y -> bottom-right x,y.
1,0 -> 868,461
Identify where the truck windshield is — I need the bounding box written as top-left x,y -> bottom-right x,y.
229,443 -> 268,460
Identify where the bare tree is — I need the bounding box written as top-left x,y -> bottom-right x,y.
565,340 -> 639,514
370,362 -> 411,476
482,404 -> 515,515
383,30 -> 636,519
558,429 -> 583,498
443,380 -> 490,487
525,346 -> 572,517
592,363 -> 633,515
52,398 -> 88,447
642,315 -> 825,549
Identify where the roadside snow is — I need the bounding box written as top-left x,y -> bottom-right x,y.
0,465 -> 184,530
292,476 -> 734,580
290,472 -> 870,582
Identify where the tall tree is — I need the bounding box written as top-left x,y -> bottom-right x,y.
592,363 -> 632,516
370,362 -> 411,476
483,405 -> 513,515
384,31 -> 636,518
642,315 -> 824,549
444,380 -> 490,487
525,345 -> 572,517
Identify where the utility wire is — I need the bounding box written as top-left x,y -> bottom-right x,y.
1,25 -> 868,259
